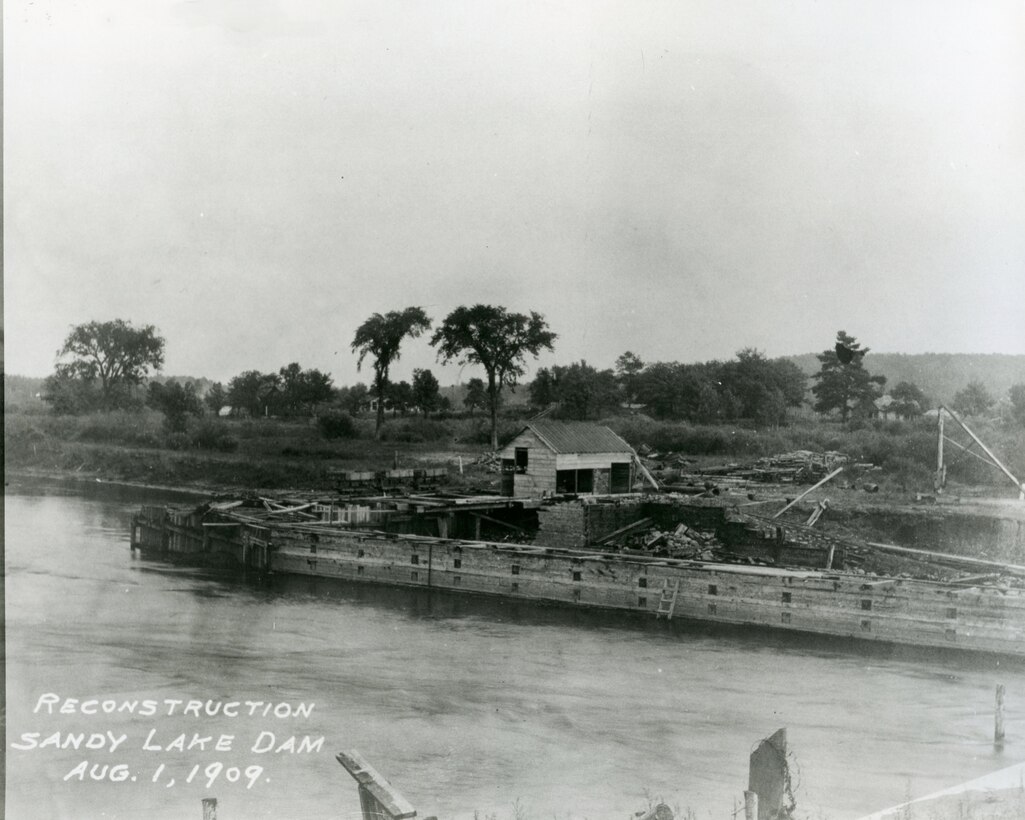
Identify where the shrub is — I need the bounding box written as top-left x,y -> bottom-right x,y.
379,418 -> 453,443
465,418 -> 522,448
317,411 -> 358,440
163,432 -> 191,451
73,411 -> 164,447
189,419 -> 240,452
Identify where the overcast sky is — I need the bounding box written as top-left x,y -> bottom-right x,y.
5,0 -> 1024,387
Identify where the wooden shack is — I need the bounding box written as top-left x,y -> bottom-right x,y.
498,420 -> 636,497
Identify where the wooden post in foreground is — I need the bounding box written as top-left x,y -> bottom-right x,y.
635,804 -> 673,820
749,728 -> 787,820
201,797 -> 217,820
996,684 -> 1006,744
337,750 -> 418,820
743,790 -> 758,820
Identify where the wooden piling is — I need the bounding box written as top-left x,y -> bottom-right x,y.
201,797 -> 217,820
749,728 -> 787,820
337,750 -> 417,820
996,684 -> 1006,744
743,790 -> 758,820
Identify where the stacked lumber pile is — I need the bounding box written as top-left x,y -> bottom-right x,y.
751,450 -> 849,483
474,452 -> 502,472
646,449 -> 858,490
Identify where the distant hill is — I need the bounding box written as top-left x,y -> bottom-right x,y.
787,352 -> 1025,407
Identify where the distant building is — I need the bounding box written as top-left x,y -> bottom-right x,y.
498,420 -> 636,497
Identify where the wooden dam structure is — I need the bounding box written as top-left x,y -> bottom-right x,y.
130,490 -> 1025,659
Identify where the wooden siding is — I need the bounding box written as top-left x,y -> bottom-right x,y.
502,430 -> 634,496
133,507 -> 1025,658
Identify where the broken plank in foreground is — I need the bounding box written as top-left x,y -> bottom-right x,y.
858,761 -> 1025,820
337,750 -> 418,820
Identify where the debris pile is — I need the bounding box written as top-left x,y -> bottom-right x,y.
623,522 -> 722,560
642,449 -> 865,492
751,450 -> 849,483
473,452 -> 502,472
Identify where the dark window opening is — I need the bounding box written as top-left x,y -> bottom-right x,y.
572,570 -> 582,582
515,448 -> 529,474
638,597 -> 647,607
511,565 -> 520,575
357,566 -> 364,576
781,592 -> 792,604
638,577 -> 648,588
453,558 -> 462,569
781,612 -> 792,624
708,584 -> 718,596
357,549 -> 365,558
556,469 -> 595,494
411,554 -> 419,565
610,462 -> 632,494
861,599 -> 872,611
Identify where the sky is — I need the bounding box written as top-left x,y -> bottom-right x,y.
4,0 -> 1025,387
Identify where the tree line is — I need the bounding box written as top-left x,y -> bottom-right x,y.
41,317 -> 1025,447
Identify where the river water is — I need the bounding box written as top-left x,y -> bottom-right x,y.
5,479 -> 1024,820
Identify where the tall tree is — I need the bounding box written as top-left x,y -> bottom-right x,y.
53,319 -> 165,410
227,370 -> 280,417
412,368 -> 440,417
431,305 -> 556,449
811,331 -> 885,423
530,361 -> 619,420
636,362 -> 703,420
721,349 -> 806,426
463,377 -> 487,418
614,351 -> 645,405
278,363 -> 334,416
147,380 -> 203,432
204,382 -> 227,414
352,307 -> 432,435
1009,384 -> 1025,427
951,380 -> 995,417
890,381 -> 927,418
385,380 -> 414,416
337,382 -> 370,415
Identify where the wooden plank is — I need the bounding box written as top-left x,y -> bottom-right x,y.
593,517 -> 653,545
336,751 -> 417,819
866,542 -> 1025,578
468,511 -> 527,534
772,468 -> 844,518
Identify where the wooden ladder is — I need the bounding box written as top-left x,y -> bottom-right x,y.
655,579 -> 680,620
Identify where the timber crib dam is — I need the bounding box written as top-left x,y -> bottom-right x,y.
129,497 -> 1025,659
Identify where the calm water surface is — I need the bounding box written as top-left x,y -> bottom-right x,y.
5,480 -> 1024,819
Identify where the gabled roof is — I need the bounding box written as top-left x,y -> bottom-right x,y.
519,421 -> 635,454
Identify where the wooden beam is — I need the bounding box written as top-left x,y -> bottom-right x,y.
866,541 -> 1025,578
594,517 -> 654,546
468,511 -> 526,534
336,751 -> 417,820
940,405 -> 1025,499
772,468 -> 844,519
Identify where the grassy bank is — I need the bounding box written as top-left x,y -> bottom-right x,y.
5,408 -> 1024,497
3,410 -> 492,492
